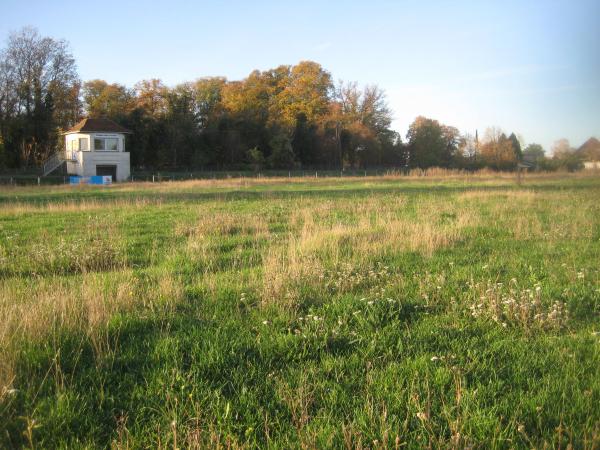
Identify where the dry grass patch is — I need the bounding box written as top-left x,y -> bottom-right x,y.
457,190 -> 598,240
458,190 -> 538,201
177,211 -> 271,273
275,374 -> 315,433
0,269 -> 184,398
260,198 -> 478,307
261,246 -> 324,308
0,197 -> 163,216
1,216 -> 127,276
177,211 -> 270,239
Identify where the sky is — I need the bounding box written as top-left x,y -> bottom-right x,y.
1,0 -> 598,151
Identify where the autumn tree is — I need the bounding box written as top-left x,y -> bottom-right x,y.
220,71 -> 275,159
274,61 -> 333,127
328,82 -> 394,168
522,143 -> 545,163
291,112 -> 319,166
73,60 -> 398,171
246,147 -> 265,171
190,77 -> 226,127
116,79 -> 169,168
453,132 -> 484,169
0,27 -> 80,167
164,83 -> 203,167
222,74 -> 270,124
0,36 -> 549,174
551,138 -> 573,158
0,134 -> 5,168
479,128 -> 517,170
406,116 -> 459,168
268,131 -> 297,168
134,79 -> 168,118
548,138 -> 582,171
83,80 -> 134,119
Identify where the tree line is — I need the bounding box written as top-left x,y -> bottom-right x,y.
0,28 -> 589,172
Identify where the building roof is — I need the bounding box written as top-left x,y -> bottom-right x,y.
577,137 -> 600,161
63,118 -> 132,134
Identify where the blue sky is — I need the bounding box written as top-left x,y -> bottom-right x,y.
1,0 -> 598,151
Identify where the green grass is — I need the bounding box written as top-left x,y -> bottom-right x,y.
1,174 -> 599,448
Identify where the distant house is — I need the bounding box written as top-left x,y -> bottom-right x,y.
43,118 -> 132,181
577,137 -> 600,171
63,118 -> 132,181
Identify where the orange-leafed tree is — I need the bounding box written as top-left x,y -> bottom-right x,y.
479,127 -> 518,170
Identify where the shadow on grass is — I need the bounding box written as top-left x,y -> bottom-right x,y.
1,180 -> 596,207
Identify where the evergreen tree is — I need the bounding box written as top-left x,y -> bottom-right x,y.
508,132 -> 523,161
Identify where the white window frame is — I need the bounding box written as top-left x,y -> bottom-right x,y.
94,137 -> 119,152
69,137 -> 89,151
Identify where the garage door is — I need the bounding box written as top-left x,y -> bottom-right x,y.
96,165 -> 117,180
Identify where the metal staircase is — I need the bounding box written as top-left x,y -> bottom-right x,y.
42,151 -> 67,176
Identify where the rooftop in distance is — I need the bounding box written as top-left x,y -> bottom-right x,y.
63,118 -> 132,135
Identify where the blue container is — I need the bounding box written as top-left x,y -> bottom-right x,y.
69,176 -> 112,185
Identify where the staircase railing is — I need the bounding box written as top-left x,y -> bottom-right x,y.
42,151 -> 67,176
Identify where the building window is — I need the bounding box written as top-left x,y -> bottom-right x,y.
79,138 -> 88,151
106,138 -> 118,151
71,139 -> 79,151
94,138 -> 119,151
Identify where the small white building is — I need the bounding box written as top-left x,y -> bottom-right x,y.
63,118 -> 132,181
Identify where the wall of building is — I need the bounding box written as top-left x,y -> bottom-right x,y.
64,132 -> 130,181
65,133 -> 90,157
81,152 -> 130,181
583,161 -> 600,170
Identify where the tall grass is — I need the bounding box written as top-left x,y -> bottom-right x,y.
0,174 -> 598,448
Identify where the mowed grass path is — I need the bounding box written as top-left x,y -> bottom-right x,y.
0,174 -> 599,448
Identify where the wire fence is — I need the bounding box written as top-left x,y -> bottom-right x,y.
0,166 -> 577,186
129,168 -> 405,182
0,168 -> 409,186
0,175 -> 69,186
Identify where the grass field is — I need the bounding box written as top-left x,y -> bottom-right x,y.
0,173 -> 599,448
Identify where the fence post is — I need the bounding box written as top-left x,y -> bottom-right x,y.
152,175 -> 155,182
37,177 -> 40,186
